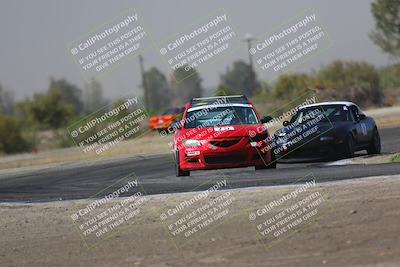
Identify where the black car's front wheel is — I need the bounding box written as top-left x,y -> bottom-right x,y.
343,134 -> 355,158
367,128 -> 381,155
175,150 -> 190,177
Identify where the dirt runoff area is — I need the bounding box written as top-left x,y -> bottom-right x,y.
1,175 -> 400,267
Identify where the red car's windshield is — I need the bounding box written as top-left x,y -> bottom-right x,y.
184,106 -> 259,129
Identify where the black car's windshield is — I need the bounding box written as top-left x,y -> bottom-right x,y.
290,105 -> 352,124
184,106 -> 259,128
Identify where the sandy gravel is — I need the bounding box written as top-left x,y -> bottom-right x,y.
1,175 -> 399,267
325,154 -> 396,166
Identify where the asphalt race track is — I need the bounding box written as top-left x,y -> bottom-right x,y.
0,127 -> 399,202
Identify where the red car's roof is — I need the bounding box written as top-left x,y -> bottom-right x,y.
189,95 -> 249,109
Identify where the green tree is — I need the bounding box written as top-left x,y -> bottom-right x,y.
213,85 -> 234,96
220,60 -> 259,96
0,115 -> 29,154
48,78 -> 84,115
0,83 -> 15,115
110,98 -> 131,122
144,67 -> 170,111
380,63 -> 400,88
316,61 -> 382,106
273,73 -> 313,99
83,78 -> 107,114
370,0 -> 400,58
251,81 -> 274,103
16,89 -> 75,129
171,66 -> 203,105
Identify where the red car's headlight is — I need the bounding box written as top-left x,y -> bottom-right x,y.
182,139 -> 202,147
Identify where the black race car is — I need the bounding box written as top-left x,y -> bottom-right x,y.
272,101 -> 381,160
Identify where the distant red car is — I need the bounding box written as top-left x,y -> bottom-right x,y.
173,95 -> 276,176
149,107 -> 185,131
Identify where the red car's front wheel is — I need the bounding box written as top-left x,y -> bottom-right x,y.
255,151 -> 277,170
175,150 -> 190,177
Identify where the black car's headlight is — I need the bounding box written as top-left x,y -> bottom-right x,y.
273,132 -> 287,144
319,136 -> 334,141
276,132 -> 287,138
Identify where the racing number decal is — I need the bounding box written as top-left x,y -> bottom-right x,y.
214,126 -> 234,131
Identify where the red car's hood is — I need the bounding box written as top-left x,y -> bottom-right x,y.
178,124 -> 265,140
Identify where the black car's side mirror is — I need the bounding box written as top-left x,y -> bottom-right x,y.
283,121 -> 290,126
261,116 -> 273,123
357,114 -> 366,121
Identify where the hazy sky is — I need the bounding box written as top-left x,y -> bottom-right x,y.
0,0 -> 394,101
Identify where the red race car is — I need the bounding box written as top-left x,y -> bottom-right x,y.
149,107 -> 185,131
173,95 -> 276,176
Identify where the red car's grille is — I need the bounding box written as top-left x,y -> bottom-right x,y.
204,154 -> 246,164
209,138 -> 241,148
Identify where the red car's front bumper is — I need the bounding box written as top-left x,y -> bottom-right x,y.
177,137 -> 273,171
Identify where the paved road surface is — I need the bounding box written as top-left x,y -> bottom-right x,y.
0,127 -> 399,202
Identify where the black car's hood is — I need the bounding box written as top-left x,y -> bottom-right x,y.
274,121 -> 349,144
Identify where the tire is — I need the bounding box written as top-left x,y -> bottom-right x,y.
367,128 -> 381,155
344,134 -> 355,158
255,151 -> 277,170
175,150 -> 190,177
